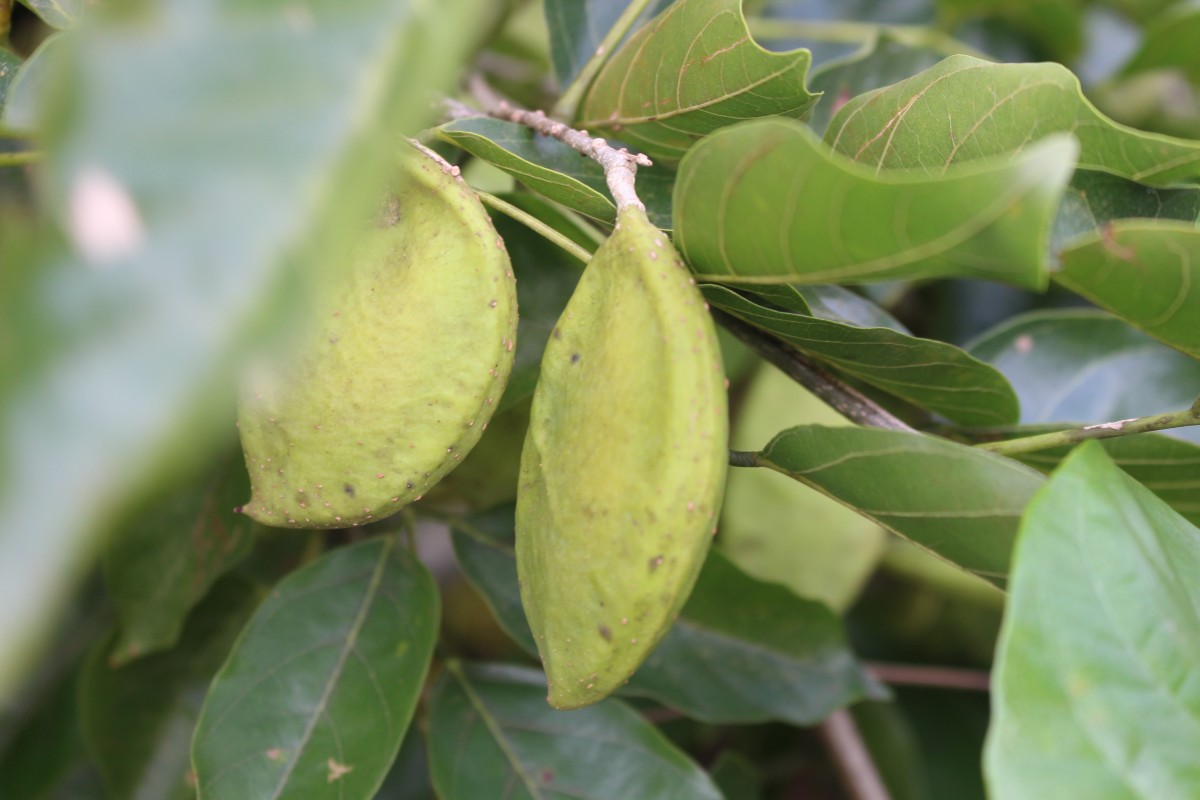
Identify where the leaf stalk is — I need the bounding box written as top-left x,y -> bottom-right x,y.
975,406 -> 1200,457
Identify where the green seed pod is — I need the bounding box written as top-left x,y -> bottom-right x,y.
237,143 -> 517,528
516,205 -> 728,709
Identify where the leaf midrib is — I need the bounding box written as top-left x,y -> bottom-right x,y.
266,539 -> 393,799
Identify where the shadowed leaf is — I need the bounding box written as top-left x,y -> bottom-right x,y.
427,662 -> 723,800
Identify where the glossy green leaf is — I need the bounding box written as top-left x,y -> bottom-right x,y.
826,54 -> 1200,186
1056,221 -> 1200,359
437,117 -> 675,228
721,364 -> 885,611
753,425 -> 1047,586
986,442 -> 1200,798
1007,431 -> 1200,527
629,549 -> 886,724
0,0 -> 480,700
578,0 -> 818,162
1119,0 -> 1200,83
789,284 -> 911,332
1050,169 -> 1200,253
191,538 -> 438,800
732,282 -> 910,331
103,451 -> 257,665
704,285 -> 1019,424
18,0 -> 82,29
450,508 -> 880,723
543,0 -> 673,89
79,578 -> 260,800
426,662 -> 723,800
674,118 -> 1075,287
966,310 -> 1200,442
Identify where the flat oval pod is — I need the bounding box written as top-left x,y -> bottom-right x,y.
237,143 -> 517,528
516,206 -> 728,709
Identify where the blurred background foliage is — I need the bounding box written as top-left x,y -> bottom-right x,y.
1,0 -> 1199,798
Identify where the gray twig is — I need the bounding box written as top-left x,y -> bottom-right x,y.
713,309 -> 915,432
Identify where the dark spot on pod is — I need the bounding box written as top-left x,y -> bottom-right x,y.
406,480 -> 415,490
570,353 -> 581,364
648,555 -> 664,572
552,328 -> 561,339
343,484 -> 356,497
598,624 -> 612,642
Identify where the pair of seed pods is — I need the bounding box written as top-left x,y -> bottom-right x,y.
238,143 -> 727,708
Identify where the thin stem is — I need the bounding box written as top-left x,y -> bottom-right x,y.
745,17 -> 991,60
446,89 -> 652,214
0,150 -> 43,168
474,189 -> 594,264
866,661 -> 990,692
728,449 -> 759,468
552,0 -> 656,120
818,709 -> 892,800
713,308 -> 915,432
975,406 -> 1200,458
493,103 -> 651,212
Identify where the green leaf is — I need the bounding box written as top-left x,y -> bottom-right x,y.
628,549 -> 886,724
674,118 -> 1075,287
965,309 -> 1200,442
704,284 -> 1019,424
0,0 -> 480,700
1050,169 -> 1200,253
1056,221 -> 1200,359
826,54 -> 1200,186
490,212 -> 582,412
753,425 -> 1047,586
542,0 -> 673,90
1,32 -> 61,131
426,662 -> 724,800
721,364 -> 885,611
0,660 -> 90,800
985,442 -> 1200,798
439,117 -> 615,223
191,538 -> 439,800
103,451 -> 257,665
788,284 -> 911,332
437,117 -> 675,229
1007,431 -> 1200,528
449,508 -> 880,724
806,31 -> 947,135
79,578 -> 260,800
936,0 -> 1083,61
0,48 -> 20,116
18,0 -> 82,29
709,751 -> 763,800
578,0 -> 818,163
372,730 -> 436,800
1118,0 -> 1200,84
